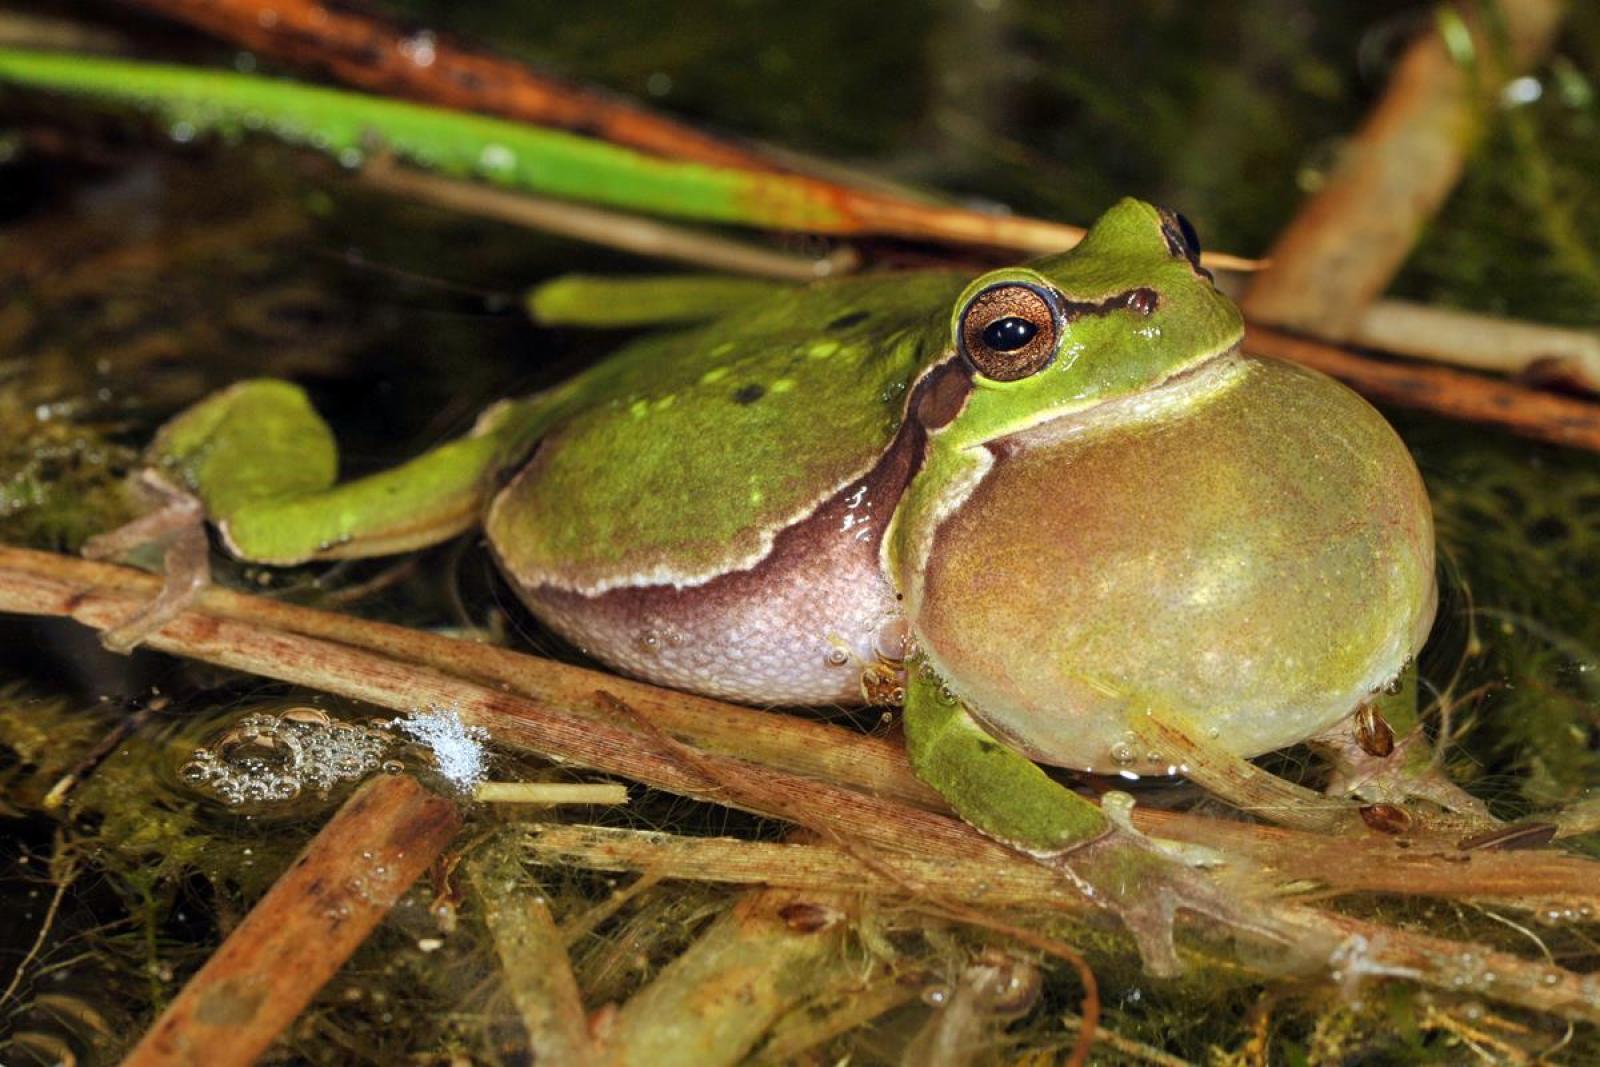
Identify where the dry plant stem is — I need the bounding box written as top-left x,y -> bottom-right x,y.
521,822 -> 1600,927
1241,0 -> 1566,335
0,831 -> 75,1009
594,886 -> 851,1067
360,162 -> 847,282
0,546 -> 937,810
523,825 -> 1600,1026
121,775 -> 461,1067
523,825 -> 1070,910
2,548 -> 1599,1021
4,546 -> 1598,903
750,971 -> 922,1066
474,781 -> 630,805
558,871 -> 666,948
2,547 -> 1596,905
465,834 -> 597,1067
1058,1012 -> 1196,1067
41,698 -> 160,809
1354,300 -> 1600,392
1245,325 -> 1600,453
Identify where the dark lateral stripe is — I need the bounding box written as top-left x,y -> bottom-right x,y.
1060,286 -> 1161,321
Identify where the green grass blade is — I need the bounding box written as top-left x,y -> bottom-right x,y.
0,48 -> 851,232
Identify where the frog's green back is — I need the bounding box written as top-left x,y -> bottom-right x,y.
490,271 -> 964,592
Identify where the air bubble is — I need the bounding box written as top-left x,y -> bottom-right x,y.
181,707 -> 394,807
825,648 -> 850,667
1109,740 -> 1138,765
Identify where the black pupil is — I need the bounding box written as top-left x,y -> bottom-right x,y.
982,316 -> 1038,352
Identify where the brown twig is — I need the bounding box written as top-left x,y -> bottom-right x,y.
0,546 -> 937,809
118,0 -> 776,171
1246,324 -> 1600,452
1,547 -> 1597,1023
516,823 -> 1600,1028
1241,0 -> 1567,335
2,546 -> 1597,910
1350,299 -> 1600,393
121,774 -> 462,1067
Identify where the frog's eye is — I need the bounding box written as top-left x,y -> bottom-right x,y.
1175,213 -> 1203,260
1157,207 -> 1205,270
958,283 -> 1061,382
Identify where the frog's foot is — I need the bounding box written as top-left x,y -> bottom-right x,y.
82,470 -> 212,653
1045,794 -> 1305,977
1311,717 -> 1492,824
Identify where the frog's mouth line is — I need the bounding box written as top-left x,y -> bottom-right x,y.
994,344 -> 1247,452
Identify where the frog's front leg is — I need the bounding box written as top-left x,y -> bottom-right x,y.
85,378 -> 562,647
902,661 -> 1299,976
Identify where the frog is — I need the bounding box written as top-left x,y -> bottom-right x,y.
86,198 -> 1438,973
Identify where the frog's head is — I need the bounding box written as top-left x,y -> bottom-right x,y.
931,196 -> 1243,451
893,198 -> 1436,773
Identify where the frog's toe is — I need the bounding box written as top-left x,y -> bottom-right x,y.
99,521 -> 212,653
1323,731 -> 1493,824
1052,813 -> 1307,977
85,472 -> 213,653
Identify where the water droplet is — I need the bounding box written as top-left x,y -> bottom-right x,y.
401,31 -> 437,68
825,648 -> 849,667
479,143 -> 516,174
1109,740 -> 1138,765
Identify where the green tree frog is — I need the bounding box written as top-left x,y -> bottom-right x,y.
92,199 -> 1436,972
